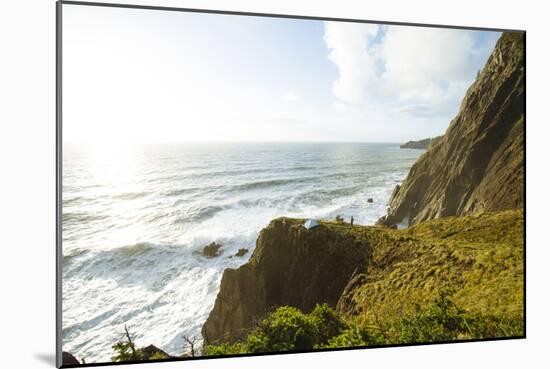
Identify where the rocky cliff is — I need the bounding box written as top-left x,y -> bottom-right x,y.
382,32 -> 525,226
201,31 -> 525,347
203,210 -> 524,345
202,218 -> 374,344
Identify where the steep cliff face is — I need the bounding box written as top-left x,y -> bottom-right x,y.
201,32 -> 525,347
202,218 -> 376,344
383,32 -> 525,226
203,211 -> 524,345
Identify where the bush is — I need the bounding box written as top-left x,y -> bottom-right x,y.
309,304 -> 348,344
246,306 -> 318,352
397,289 -> 464,343
111,340 -> 143,362
204,342 -> 247,356
395,289 -> 523,344
204,294 -> 524,356
111,326 -> 143,362
206,304 -> 347,355
325,327 -> 367,348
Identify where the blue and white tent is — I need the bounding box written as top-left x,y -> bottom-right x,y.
303,219 -> 320,230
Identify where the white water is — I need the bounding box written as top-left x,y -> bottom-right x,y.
62,142 -> 422,363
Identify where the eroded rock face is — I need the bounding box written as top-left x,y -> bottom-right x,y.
384,32 -> 525,226
202,218 -> 373,344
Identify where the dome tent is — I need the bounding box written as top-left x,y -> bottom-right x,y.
303,219 -> 320,230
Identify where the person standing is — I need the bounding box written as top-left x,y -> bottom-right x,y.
350,216 -> 354,227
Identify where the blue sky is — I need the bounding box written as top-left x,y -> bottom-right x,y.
63,5 -> 500,144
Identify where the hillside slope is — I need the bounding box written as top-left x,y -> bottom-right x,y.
382,32 -> 525,226
202,210 -> 524,345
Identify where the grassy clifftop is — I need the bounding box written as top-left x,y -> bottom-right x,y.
202,209 -> 524,348
337,209 -> 524,322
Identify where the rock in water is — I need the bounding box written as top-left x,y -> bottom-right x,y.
235,248 -> 248,257
202,242 -> 222,258
384,32 -> 525,227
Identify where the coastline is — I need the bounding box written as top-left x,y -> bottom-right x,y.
61,31 -> 525,365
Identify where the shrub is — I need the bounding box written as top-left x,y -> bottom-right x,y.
111,340 -> 143,362
111,326 -> 143,362
309,304 -> 347,344
395,289 -> 523,344
397,289 -> 464,343
204,294 -> 524,356
206,304 -> 347,355
204,342 -> 247,356
246,306 -> 318,352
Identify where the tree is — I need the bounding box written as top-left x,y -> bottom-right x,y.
182,335 -> 198,357
111,325 -> 143,362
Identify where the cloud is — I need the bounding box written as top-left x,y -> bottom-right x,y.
284,93 -> 302,102
324,22 -> 498,108
324,22 -> 379,104
380,26 -> 476,101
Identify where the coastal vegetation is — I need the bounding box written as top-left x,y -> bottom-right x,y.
202,209 -> 524,350
205,288 -> 523,355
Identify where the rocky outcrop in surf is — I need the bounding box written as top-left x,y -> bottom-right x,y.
380,32 -> 525,227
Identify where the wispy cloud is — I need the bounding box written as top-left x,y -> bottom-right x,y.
284,93 -> 302,102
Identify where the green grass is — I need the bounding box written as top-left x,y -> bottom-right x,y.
205,290 -> 523,355
324,210 -> 523,324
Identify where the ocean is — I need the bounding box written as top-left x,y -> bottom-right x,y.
61,142 -> 423,362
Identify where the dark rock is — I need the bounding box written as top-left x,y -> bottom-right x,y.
62,352 -> 80,366
375,215 -> 397,229
235,248 -> 248,257
385,32 -> 524,226
140,344 -> 173,360
367,198 -> 373,203
202,218 -> 372,344
202,242 -> 222,258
